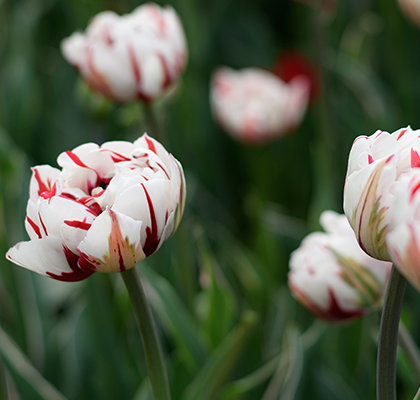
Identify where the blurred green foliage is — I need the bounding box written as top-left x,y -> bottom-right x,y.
1,0 -> 420,399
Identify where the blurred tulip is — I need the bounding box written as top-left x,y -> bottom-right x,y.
210,67 -> 310,145
289,211 -> 391,322
398,0 -> 420,27
386,170 -> 420,291
343,126 -> 420,261
61,3 -> 187,103
6,134 -> 186,281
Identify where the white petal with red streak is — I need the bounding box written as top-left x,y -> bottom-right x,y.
29,165 -> 61,200
6,236 -> 75,277
111,179 -> 172,246
77,208 -> 145,273
37,196 -> 97,244
133,134 -> 172,171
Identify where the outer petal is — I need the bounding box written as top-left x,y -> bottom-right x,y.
6,236 -> 93,282
344,155 -> 396,261
77,208 -> 145,273
112,179 -> 172,256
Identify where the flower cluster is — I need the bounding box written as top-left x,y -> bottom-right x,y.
61,3 -> 187,103
289,211 -> 391,322
343,126 -> 420,293
6,134 -> 185,281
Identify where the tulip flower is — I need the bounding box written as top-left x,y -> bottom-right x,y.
398,0 -> 420,27
6,134 -> 186,281
343,126 -> 420,261
386,169 -> 420,292
210,67 -> 310,145
289,211 -> 392,322
61,3 -> 187,103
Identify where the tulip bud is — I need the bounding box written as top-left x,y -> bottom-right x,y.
61,3 -> 187,104
6,134 -> 186,281
288,211 -> 391,322
343,126 -> 420,261
386,170 -> 420,292
210,67 -> 310,145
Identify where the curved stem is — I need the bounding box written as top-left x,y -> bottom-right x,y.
121,267 -> 171,400
377,265 -> 407,400
143,103 -> 165,145
398,323 -> 420,384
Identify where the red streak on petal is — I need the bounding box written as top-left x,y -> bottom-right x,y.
32,168 -> 52,197
411,148 -> 420,168
410,180 -> 420,202
38,213 -> 48,236
145,136 -> 157,154
64,220 -> 92,230
78,252 -> 100,273
156,162 -> 170,179
158,53 -> 171,89
368,154 -> 374,164
26,217 -> 42,239
128,43 -> 141,85
375,131 -> 383,138
65,151 -> 89,168
141,183 -> 160,257
397,128 -> 407,141
46,246 -> 94,282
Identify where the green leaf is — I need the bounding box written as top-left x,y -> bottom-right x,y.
0,325 -> 67,400
139,264 -> 208,371
182,310 -> 258,400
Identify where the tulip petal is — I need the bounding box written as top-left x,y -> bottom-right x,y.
77,208 -> 145,273
29,165 -> 61,200
6,236 -> 93,282
112,179 -> 172,255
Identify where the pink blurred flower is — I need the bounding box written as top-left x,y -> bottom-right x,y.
398,0 -> 420,27
61,3 -> 187,103
6,134 -> 186,281
343,126 -> 420,261
289,211 -> 391,322
210,67 -> 310,145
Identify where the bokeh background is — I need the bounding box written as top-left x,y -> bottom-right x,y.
1,0 -> 420,399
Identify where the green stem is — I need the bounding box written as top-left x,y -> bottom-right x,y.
398,323 -> 420,384
377,265 -> 407,400
143,103 -> 165,145
121,268 -> 171,400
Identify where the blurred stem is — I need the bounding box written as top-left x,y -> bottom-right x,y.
309,0 -> 337,221
0,354 -> 7,400
398,323 -> 420,384
121,267 -> 171,400
143,103 -> 165,145
377,265 -> 407,400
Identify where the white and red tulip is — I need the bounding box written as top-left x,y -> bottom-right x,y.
61,3 -> 187,103
210,67 -> 310,145
288,211 -> 391,322
6,134 -> 186,281
343,126 -> 420,261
